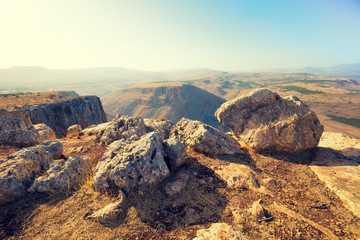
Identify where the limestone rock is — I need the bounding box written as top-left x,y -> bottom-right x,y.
193,222 -> 249,240
0,115 -> 27,130
93,132 -> 170,194
249,199 -> 266,220
100,116 -> 148,146
0,129 -> 40,147
215,163 -> 260,191
0,140 -> 63,205
164,173 -> 189,197
87,191 -> 126,224
66,124 -> 82,138
81,122 -> 112,137
7,96 -> 107,138
28,156 -> 91,193
144,118 -> 173,140
215,89 -> 323,154
310,147 -> 360,218
163,137 -> 187,169
33,123 -> 56,141
170,118 -> 242,156
318,132 -> 360,157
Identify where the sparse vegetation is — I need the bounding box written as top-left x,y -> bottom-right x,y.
327,115 -> 360,128
282,86 -> 324,94
0,92 -> 32,98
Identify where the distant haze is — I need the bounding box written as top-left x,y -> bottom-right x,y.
1,0 -> 360,71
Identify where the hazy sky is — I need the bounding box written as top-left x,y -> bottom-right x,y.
1,0 -> 360,71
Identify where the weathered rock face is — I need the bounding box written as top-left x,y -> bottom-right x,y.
81,122 -> 112,137
0,115 -> 27,130
66,124 -> 82,138
0,140 -> 63,205
170,118 -> 242,155
33,123 -> 56,142
6,96 -> 107,138
100,116 -> 148,146
0,115 -> 40,147
215,89 -> 323,154
93,132 -> 170,194
163,137 -> 187,169
144,118 -> 173,140
28,156 -> 91,193
0,129 -> 40,147
0,110 -> 33,130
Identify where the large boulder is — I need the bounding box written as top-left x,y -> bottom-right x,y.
99,116 -> 148,146
144,118 -> 173,140
93,132 -> 170,194
170,118 -> 242,155
0,129 -> 40,147
28,156 -> 91,193
0,115 -> 27,130
33,123 -> 56,142
215,89 -> 323,154
0,140 -> 63,205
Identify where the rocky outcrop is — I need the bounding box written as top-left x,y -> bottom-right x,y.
318,132 -> 360,157
215,89 -> 323,154
163,137 -> 187,169
170,118 -> 242,155
3,96 -> 107,138
99,116 -> 147,146
33,123 -> 56,141
144,118 -> 173,140
66,124 -> 82,138
93,132 -> 170,194
0,140 -> 62,205
0,115 -> 40,147
102,83 -> 226,129
28,156 -> 91,193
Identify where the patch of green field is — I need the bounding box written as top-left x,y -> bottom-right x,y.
234,80 -> 254,88
282,86 -> 324,94
327,115 -> 360,128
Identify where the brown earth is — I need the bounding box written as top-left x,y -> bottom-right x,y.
0,133 -> 359,240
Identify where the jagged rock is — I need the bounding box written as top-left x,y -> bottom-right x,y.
100,116 -> 148,146
144,118 -> 173,140
93,132 -> 170,194
28,156 -> 91,193
33,123 -> 56,141
6,96 -> 107,138
64,146 -> 89,155
215,89 -> 324,154
249,199 -> 266,220
87,191 -> 126,224
0,140 -> 62,205
170,118 -> 242,155
81,122 -> 112,136
66,124 -> 82,138
164,173 -> 189,197
193,222 -> 249,240
0,110 -> 33,130
0,129 -> 40,147
0,115 -> 27,130
215,163 -> 261,191
163,137 -> 187,169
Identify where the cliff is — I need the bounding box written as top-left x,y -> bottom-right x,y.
1,96 -> 107,138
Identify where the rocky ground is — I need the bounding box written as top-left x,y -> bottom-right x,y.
0,89 -> 359,239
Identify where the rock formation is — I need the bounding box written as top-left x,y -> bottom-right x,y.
163,137 -> 187,169
66,124 -> 82,138
102,83 -> 226,129
33,123 -> 56,141
28,156 -> 91,193
0,115 -> 40,147
170,118 -> 242,155
0,140 -> 62,205
1,96 -> 107,138
93,132 -> 170,194
215,89 -> 323,154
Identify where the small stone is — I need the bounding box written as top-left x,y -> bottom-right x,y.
164,173 -> 189,197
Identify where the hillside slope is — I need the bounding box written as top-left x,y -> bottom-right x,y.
102,83 -> 226,128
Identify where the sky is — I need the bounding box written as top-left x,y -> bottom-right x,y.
0,0 -> 360,71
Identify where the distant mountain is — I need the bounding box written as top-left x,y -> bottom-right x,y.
102,82 -> 226,129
